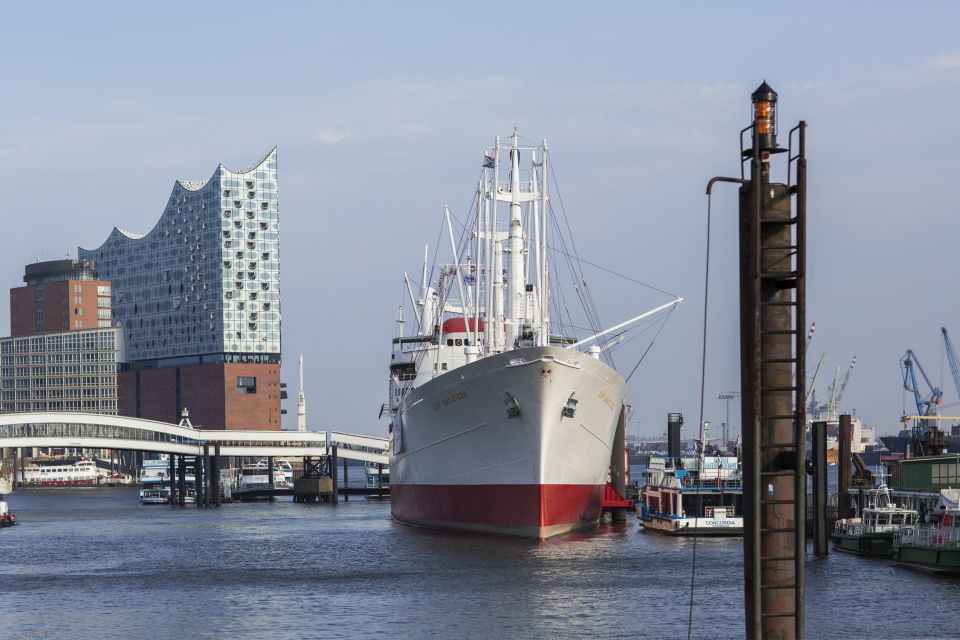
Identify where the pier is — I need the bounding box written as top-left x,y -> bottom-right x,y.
0,412 -> 387,505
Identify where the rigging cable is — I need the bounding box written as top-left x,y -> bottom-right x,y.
686,191 -> 713,640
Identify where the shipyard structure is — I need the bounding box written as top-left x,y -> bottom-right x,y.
78,149 -> 282,430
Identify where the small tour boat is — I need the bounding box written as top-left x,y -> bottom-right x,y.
831,477 -> 917,556
0,499 -> 16,527
893,507 -> 960,574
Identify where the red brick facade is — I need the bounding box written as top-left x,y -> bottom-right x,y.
118,362 -> 281,430
10,279 -> 109,336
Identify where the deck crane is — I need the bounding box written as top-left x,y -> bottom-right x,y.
941,327 -> 960,402
900,349 -> 943,428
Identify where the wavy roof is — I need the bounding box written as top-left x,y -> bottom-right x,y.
80,148 -> 276,253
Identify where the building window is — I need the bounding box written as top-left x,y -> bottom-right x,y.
236,376 -> 257,394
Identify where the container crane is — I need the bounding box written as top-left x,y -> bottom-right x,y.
941,327 -> 960,402
900,349 -> 943,428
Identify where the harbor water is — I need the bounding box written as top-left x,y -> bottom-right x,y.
1,485 -> 958,639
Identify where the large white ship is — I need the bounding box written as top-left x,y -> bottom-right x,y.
385,132 -> 681,538
21,459 -> 107,486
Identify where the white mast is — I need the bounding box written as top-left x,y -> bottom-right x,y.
505,129 -> 524,349
297,353 -> 306,432
540,139 -> 549,347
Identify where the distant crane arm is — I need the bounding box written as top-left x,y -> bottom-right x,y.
942,327 -> 960,402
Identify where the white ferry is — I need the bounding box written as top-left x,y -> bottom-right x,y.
637,426 -> 744,536
239,462 -> 288,491
21,459 -> 107,486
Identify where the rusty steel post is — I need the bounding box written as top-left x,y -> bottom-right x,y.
331,446 -> 339,504
177,455 -> 186,506
838,414 -> 852,517
737,87 -> 805,639
812,420 -> 829,558
214,444 -> 222,506
610,405 -> 628,523
169,454 -> 176,506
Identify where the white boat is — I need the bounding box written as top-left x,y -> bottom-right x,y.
259,458 -> 293,485
239,462 -> 288,491
21,459 -> 107,486
0,461 -> 12,495
636,423 -> 744,536
0,499 -> 15,526
140,456 -> 194,487
637,453 -> 744,536
364,462 -> 389,489
140,486 -> 196,505
385,132 -> 681,538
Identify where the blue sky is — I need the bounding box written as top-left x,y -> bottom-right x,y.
2,3 -> 960,436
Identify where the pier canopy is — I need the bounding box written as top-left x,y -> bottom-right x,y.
0,412 -> 387,463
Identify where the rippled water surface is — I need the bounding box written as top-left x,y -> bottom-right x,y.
1,487 -> 957,639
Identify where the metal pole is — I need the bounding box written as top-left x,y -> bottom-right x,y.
178,455 -> 186,506
610,405 -> 627,523
214,444 -> 221,506
838,414 -> 852,517
194,454 -> 203,508
331,445 -> 339,504
378,463 -> 384,500
812,420 -> 828,558
169,455 -> 176,506
738,109 -> 806,639
267,456 -> 274,495
203,442 -> 213,507
343,457 -> 349,502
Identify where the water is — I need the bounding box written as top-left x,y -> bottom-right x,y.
0,487 -> 957,640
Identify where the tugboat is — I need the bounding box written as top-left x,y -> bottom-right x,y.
831,474 -> 918,556
893,507 -> 960,574
0,500 -> 15,527
636,422 -> 743,536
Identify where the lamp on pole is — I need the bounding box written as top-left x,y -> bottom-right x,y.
718,391 -> 741,444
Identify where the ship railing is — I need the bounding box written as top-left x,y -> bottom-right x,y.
685,478 -> 742,490
895,526 -> 960,548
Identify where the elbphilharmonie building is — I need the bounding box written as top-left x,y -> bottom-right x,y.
79,149 -> 283,429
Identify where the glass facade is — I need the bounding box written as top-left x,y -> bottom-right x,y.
0,328 -> 122,414
79,149 -> 281,364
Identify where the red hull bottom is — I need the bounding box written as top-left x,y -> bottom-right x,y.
391,484 -> 605,539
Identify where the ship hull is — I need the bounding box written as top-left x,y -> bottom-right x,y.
390,346 -> 625,539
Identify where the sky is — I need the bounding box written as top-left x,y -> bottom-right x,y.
2,2 -> 960,438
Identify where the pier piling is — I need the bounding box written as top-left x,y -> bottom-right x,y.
177,455 -> 186,506
331,446 -> 339,505
812,420 -> 829,558
343,457 -> 349,501
838,414 -> 852,517
709,83 -> 806,638
214,444 -> 221,506
169,454 -> 176,506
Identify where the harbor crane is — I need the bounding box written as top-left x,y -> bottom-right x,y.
941,327 -> 960,402
826,355 -> 856,417
900,349 -> 943,431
